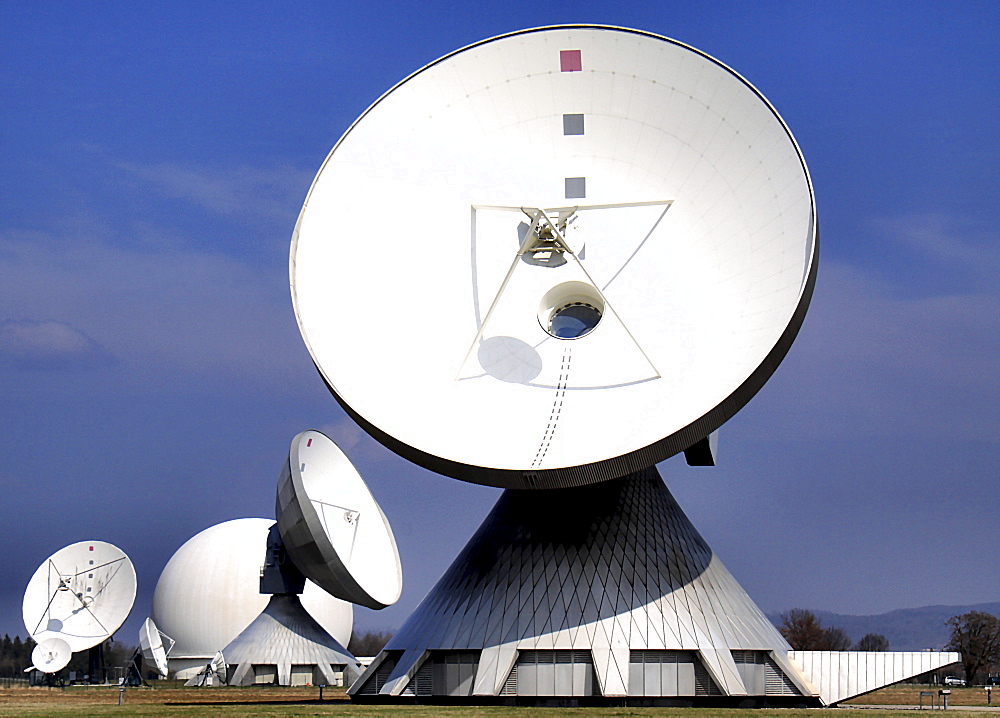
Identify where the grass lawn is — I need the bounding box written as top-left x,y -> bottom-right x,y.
0,683 -> 994,717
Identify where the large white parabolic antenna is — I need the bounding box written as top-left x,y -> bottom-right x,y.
23,541 -> 136,652
31,637 -> 72,674
276,430 -> 402,610
291,25 -> 817,490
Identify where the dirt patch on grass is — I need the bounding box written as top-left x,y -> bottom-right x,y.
844,683 -> 995,707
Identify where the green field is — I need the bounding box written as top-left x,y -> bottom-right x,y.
1,683 -> 995,718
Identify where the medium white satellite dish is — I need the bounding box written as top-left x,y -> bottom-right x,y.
139,617 -> 174,678
291,25 -> 817,490
276,430 -> 402,610
23,541 -> 137,652
31,637 -> 72,674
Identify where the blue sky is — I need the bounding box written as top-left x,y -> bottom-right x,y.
1,1 -> 997,648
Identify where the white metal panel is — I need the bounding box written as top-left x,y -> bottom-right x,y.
788,651 -> 963,705
846,651 -> 859,701
290,665 -> 313,686
518,660 -> 536,695
253,665 -> 276,684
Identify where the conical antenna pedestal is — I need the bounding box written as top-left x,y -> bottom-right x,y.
352,468 -> 813,700
224,594 -> 362,687
210,523 -> 362,686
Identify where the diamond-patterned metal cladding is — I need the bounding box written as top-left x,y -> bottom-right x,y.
357,468 -> 795,697
224,594 -> 362,687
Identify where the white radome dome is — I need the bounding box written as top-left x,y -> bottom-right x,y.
151,518 -> 353,666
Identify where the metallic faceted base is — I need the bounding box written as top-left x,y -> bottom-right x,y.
352,468 -> 804,700
224,594 -> 362,687
351,468 -> 959,704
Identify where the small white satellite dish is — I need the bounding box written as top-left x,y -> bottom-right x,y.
210,650 -> 227,684
31,637 -> 72,674
22,541 -> 137,652
276,430 -> 402,610
184,650 -> 226,687
139,617 -> 174,678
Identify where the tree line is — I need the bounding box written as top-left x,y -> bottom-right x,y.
0,635 -> 137,679
0,635 -> 35,677
946,611 -> 1000,685
348,629 -> 393,657
779,608 -> 1000,685
778,608 -> 888,651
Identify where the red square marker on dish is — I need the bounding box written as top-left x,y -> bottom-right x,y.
560,50 -> 582,72
89,546 -> 94,551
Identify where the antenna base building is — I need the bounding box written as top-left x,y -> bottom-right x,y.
350,470 -> 959,705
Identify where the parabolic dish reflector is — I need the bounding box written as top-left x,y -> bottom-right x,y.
276,430 -> 402,610
31,637 -> 72,674
22,541 -> 136,652
139,617 -> 171,678
211,651 -> 227,683
291,25 -> 818,489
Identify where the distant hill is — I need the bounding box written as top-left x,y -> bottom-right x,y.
768,602 -> 1000,651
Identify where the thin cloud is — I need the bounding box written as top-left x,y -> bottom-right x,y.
113,160 -> 313,224
749,258 -> 999,441
0,319 -> 116,370
0,227 -> 312,395
874,213 -> 1000,282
